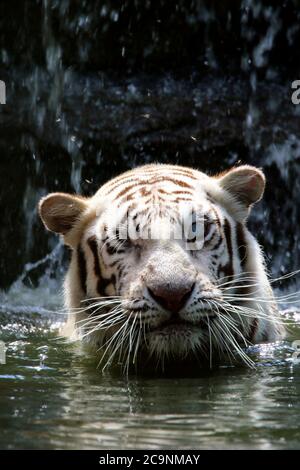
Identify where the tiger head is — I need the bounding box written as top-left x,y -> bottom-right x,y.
39,164 -> 283,372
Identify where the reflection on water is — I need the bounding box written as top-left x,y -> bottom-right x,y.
1,307 -> 300,450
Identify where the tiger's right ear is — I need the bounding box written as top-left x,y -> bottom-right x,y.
38,193 -> 88,236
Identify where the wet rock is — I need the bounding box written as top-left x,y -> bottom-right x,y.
1,1 -> 300,79
1,0 -> 300,290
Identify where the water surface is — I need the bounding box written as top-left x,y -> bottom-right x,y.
1,300 -> 300,450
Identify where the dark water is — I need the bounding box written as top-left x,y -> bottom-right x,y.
1,304 -> 300,450
1,0 -> 300,450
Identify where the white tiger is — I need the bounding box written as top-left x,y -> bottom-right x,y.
39,164 -> 284,372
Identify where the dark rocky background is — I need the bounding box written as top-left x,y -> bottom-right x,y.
0,0 -> 300,291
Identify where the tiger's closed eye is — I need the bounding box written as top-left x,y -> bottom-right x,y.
204,216 -> 213,239
121,234 -> 142,252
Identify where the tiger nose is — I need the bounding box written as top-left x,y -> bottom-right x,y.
147,283 -> 195,313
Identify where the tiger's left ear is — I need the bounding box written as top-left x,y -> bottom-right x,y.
217,165 -> 265,211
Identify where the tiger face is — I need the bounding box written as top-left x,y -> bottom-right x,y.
39,164 -> 284,372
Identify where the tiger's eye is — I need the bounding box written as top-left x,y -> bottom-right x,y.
122,237 -> 133,249
187,221 -> 198,242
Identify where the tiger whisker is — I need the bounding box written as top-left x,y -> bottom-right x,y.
217,269 -> 300,287
75,305 -> 126,329
76,303 -> 123,317
75,305 -> 124,324
208,299 -> 250,347
78,307 -> 126,336
81,296 -> 122,303
217,271 -> 258,282
97,316 -> 131,369
218,312 -> 249,347
132,313 -> 142,365
217,277 -> 261,289
218,300 -> 288,326
124,315 -> 138,375
103,319 -> 133,371
210,321 -> 234,365
222,293 -> 300,310
80,315 -> 125,336
205,309 -> 213,369
118,313 -> 136,368
59,299 -> 122,317
214,317 -> 255,368
221,290 -> 300,302
81,315 -> 127,341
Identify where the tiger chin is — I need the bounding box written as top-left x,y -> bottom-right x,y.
39,163 -> 284,374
